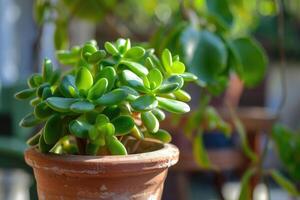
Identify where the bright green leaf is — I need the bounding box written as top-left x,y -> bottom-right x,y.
76,67 -> 93,91
131,95 -> 158,111
70,100 -> 95,113
157,97 -> 190,114
87,78 -> 108,100
46,97 -> 77,112
111,115 -> 135,135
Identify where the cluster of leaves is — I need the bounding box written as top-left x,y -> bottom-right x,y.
151,0 -> 268,94
15,38 -> 196,155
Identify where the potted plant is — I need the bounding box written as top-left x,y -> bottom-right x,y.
15,38 -> 197,199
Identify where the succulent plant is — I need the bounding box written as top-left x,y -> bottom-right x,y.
15,38 -> 196,155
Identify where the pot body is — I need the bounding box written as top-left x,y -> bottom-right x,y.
25,142 -> 179,200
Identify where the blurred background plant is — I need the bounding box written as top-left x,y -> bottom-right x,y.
1,0 -> 300,199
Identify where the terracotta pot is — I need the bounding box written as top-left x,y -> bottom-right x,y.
25,140 -> 179,200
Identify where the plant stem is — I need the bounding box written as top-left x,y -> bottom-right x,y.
76,137 -> 87,155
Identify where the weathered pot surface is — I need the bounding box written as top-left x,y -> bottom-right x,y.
25,139 -> 179,200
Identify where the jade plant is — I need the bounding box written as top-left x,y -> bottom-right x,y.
15,38 -> 196,155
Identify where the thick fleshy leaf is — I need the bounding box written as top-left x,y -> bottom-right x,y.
228,37 -> 267,87
157,83 -> 179,94
46,97 -> 77,112
172,61 -> 185,74
88,50 -> 106,64
15,88 -> 36,100
34,101 -> 54,119
120,60 -> 148,76
56,48 -> 80,65
124,47 -> 145,59
98,123 -> 115,137
121,70 -> 147,92
165,75 -> 184,88
44,114 -> 63,145
59,75 -> 78,98
88,126 -> 99,141
102,106 -> 121,120
180,72 -> 198,82
147,129 -> 171,143
106,136 -> 127,155
157,97 -> 190,114
41,87 -> 52,100
96,114 -> 110,127
131,95 -> 158,111
96,66 -> 116,91
173,89 -> 191,102
30,97 -> 41,106
76,67 -> 93,91
141,111 -> 159,133
27,74 -> 43,88
39,132 -> 53,153
111,115 -> 135,135
69,120 -> 91,138
151,108 -> 165,121
81,43 -> 97,61
131,125 -> 143,139
42,58 -> 53,82
87,78 -> 108,100
95,89 -> 127,106
162,49 -> 172,73
27,132 -> 41,146
20,113 -> 42,127
70,100 -> 95,113
37,83 -> 50,98
147,68 -> 163,89
104,42 -> 119,55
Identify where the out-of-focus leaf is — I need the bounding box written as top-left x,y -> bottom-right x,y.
206,0 -> 233,30
228,37 -> 267,87
20,113 -> 42,127
15,88 -> 36,100
193,132 -> 212,169
54,20 -> 68,50
270,170 -> 300,196
187,30 -> 227,84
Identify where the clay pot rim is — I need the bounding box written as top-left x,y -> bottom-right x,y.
25,141 -> 179,177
